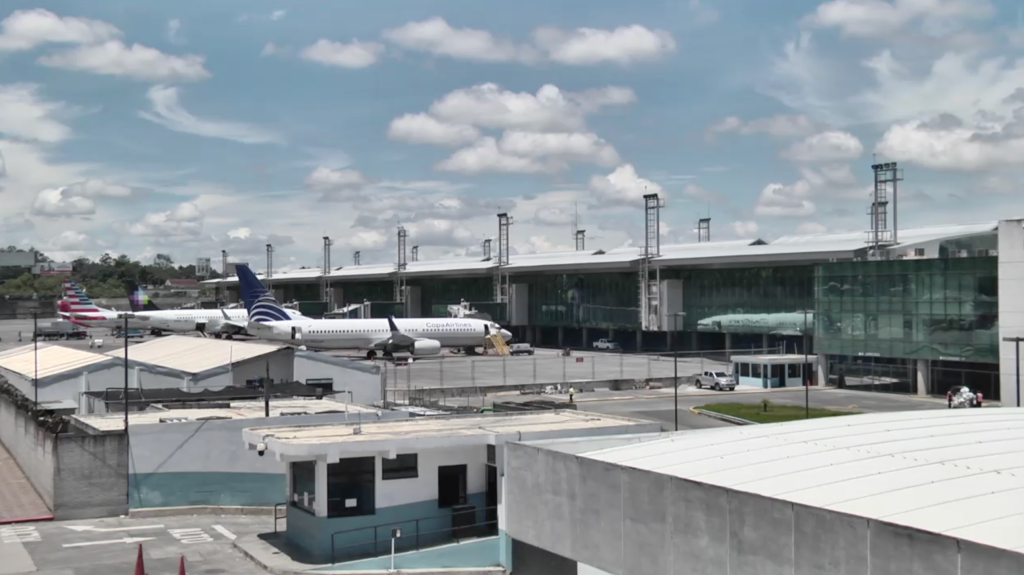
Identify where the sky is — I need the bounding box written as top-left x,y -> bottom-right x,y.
3,0 -> 1024,269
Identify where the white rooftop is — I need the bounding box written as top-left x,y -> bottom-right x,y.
0,344 -> 113,380
243,410 -> 657,459
579,408 -> 1024,553
105,335 -> 286,374
72,398 -> 379,432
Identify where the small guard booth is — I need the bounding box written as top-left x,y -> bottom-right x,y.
732,354 -> 818,389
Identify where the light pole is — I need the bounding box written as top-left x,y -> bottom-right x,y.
33,311 -> 38,406
1003,337 -> 1023,407
120,312 -> 134,505
804,310 -> 810,419
673,312 -> 686,431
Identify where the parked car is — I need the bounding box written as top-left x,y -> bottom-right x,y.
593,338 -> 621,351
694,370 -> 736,391
509,343 -> 535,356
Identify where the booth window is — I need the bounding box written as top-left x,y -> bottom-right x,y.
752,364 -> 762,378
327,457 -> 376,518
770,364 -> 782,379
382,454 -> 418,480
740,363 -> 750,377
787,363 -> 800,378
290,461 -> 316,514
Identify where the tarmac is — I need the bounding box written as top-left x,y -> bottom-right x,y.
0,514 -> 272,575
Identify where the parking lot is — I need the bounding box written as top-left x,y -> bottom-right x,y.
0,514 -> 271,575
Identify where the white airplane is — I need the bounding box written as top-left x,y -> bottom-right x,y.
236,264 -> 512,358
58,279 -> 146,330
124,281 -> 304,337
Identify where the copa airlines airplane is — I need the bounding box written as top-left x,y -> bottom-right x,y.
122,280 -> 304,337
236,264 -> 512,358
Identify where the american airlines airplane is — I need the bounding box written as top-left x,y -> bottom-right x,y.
696,312 -> 814,336
122,280 -> 304,337
58,279 -> 145,329
236,264 -> 512,358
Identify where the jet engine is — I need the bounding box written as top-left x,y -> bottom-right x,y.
410,338 -> 442,356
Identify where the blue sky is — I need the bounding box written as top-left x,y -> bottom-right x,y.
2,0 -> 1024,268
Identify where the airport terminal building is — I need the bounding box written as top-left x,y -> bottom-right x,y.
205,217 -> 1024,405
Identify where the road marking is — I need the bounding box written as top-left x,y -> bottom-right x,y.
0,526 -> 40,544
168,528 -> 213,544
64,524 -> 164,533
63,536 -> 155,548
211,525 -> 236,540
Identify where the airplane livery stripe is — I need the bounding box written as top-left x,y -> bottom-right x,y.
249,295 -> 291,322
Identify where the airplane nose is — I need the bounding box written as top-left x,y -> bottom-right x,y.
500,329 -> 512,341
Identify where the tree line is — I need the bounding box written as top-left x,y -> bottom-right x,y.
0,248 -> 220,298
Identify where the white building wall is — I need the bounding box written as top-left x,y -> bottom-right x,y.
293,356 -> 382,405
226,350 -> 294,388
999,220 -> 1024,407
375,445 -> 488,509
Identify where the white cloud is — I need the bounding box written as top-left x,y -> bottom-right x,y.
796,221 -> 829,234
50,230 -> 90,251
139,85 -> 283,144
782,131 -> 863,162
428,82 -> 635,133
347,229 -> 388,250
0,83 -> 72,142
300,39 -> 384,69
589,164 -> 665,205
404,219 -> 476,247
124,201 -> 203,236
708,114 -> 816,138
63,179 -> 132,198
166,19 -> 183,44
532,24 -> 676,65
754,180 -> 815,217
0,8 -> 120,51
383,17 -> 536,63
387,113 -> 480,146
436,137 -> 548,174
533,206 -> 577,226
497,131 -> 620,167
0,213 -> 34,233
731,220 -> 759,237
31,187 -> 95,216
805,0 -> 993,38
38,40 -> 211,82
303,166 -> 373,197
261,42 -> 284,56
270,10 -> 287,21
875,114 -> 1024,170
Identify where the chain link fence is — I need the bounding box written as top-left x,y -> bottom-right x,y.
385,346 -> 782,405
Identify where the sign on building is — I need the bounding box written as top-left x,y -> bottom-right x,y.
196,257 -> 212,278
33,262 -> 73,275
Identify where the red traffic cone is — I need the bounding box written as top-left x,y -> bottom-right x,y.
134,544 -> 146,575
178,556 -> 186,575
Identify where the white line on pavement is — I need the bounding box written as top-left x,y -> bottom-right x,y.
63,536 -> 155,548
211,525 -> 236,540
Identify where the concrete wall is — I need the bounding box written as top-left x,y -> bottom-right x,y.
293,354 -> 382,406
504,442 -> 1024,575
126,409 -> 409,508
0,391 -> 127,519
999,219 -> 1024,407
226,351 -> 294,389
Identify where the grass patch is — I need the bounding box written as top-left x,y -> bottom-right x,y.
698,401 -> 858,424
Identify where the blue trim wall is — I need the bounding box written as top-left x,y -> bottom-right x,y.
130,472 -> 283,508
287,493 -> 489,564
313,537 -> 501,571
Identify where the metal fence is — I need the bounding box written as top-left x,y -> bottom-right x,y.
384,347 -> 782,404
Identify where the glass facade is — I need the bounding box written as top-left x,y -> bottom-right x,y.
675,266 -> 815,333
520,272 -> 639,328
413,276 -> 493,315
815,257 -> 998,363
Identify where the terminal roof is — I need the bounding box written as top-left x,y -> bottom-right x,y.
72,397 -> 379,432
104,335 -> 285,375
0,344 -> 113,381
579,408 -> 1024,553
201,221 -> 998,286
243,410 -> 655,459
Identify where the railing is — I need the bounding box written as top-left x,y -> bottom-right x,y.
273,502 -> 288,533
329,505 -> 498,565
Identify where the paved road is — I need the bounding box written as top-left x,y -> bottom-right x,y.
0,514 -> 271,575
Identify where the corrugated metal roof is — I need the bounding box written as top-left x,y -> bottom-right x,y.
0,344 -> 114,379
104,335 -> 285,374
581,408 -> 1024,553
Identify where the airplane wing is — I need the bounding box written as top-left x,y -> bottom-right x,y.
369,316 -> 416,350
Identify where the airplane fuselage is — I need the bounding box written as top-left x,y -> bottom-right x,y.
251,317 -> 508,351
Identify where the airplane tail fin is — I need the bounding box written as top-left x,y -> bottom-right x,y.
124,280 -> 161,312
236,264 -> 291,322
63,279 -> 100,311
